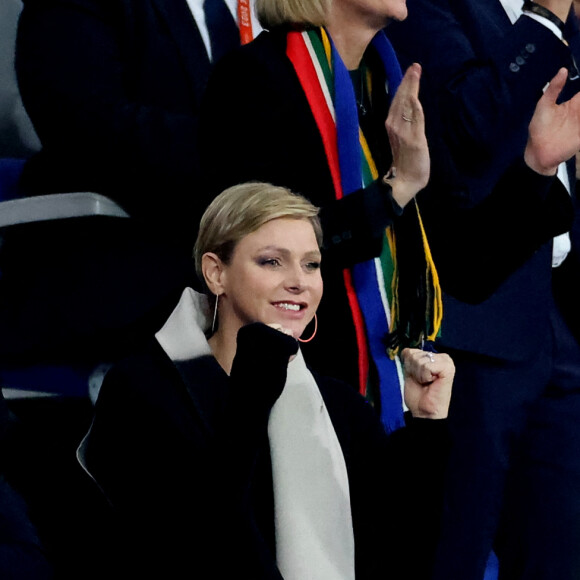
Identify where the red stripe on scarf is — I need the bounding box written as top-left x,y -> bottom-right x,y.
286,31 -> 369,395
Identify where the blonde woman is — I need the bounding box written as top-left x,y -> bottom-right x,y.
80,183 -> 454,579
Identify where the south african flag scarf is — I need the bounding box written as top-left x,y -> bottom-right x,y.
286,27 -> 442,433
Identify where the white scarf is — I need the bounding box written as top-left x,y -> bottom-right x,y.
156,288 -> 356,580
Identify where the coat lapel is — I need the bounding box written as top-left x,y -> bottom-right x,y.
155,288 -> 228,437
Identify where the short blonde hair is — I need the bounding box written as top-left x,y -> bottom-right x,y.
194,182 -> 322,288
255,0 -> 329,29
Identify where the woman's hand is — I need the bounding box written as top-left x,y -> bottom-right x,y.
384,63 -> 430,208
266,323 -> 298,362
401,348 -> 454,419
266,323 -> 294,337
525,67 -> 580,176
230,323 -> 298,410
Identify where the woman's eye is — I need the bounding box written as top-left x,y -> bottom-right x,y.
305,261 -> 321,271
259,258 -> 281,267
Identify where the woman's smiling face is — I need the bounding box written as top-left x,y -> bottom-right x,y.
217,217 -> 323,339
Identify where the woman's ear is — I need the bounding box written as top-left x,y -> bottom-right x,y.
201,252 -> 226,296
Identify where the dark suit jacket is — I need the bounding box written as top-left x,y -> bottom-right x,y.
553,189 -> 580,343
387,0 -> 579,360
16,0 -> 212,248
82,323 -> 448,579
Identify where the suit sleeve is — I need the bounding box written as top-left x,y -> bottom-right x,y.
421,159 -> 574,302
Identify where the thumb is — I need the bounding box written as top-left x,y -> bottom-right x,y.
542,67 -> 568,104
397,62 -> 422,99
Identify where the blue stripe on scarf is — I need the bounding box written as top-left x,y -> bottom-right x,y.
354,259 -> 405,432
331,42 -> 361,194
371,32 -> 403,94
330,30 -> 405,433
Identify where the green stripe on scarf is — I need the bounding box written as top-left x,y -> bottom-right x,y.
306,30 -> 334,99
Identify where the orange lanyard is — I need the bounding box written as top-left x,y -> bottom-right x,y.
237,0 -> 253,44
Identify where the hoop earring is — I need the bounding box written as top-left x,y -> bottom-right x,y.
211,294 -> 219,334
298,313 -> 317,343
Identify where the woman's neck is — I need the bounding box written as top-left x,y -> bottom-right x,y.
208,326 -> 238,375
325,10 -> 383,70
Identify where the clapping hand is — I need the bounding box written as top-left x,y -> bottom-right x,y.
525,67 -> 580,175
384,63 -> 430,208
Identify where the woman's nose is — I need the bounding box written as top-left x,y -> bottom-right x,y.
285,264 -> 307,292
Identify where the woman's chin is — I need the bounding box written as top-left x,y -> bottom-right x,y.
257,320 -> 303,339
283,324 -> 304,340
264,315 -> 309,339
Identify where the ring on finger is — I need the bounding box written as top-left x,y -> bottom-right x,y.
424,352 -> 435,363
402,113 -> 414,122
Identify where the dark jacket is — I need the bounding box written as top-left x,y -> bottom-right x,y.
81,320 -> 448,579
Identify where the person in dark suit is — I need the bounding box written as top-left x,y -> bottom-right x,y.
15,0 -> 260,248
3,0 -> 259,365
79,182 -> 455,579
386,1 -> 580,577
